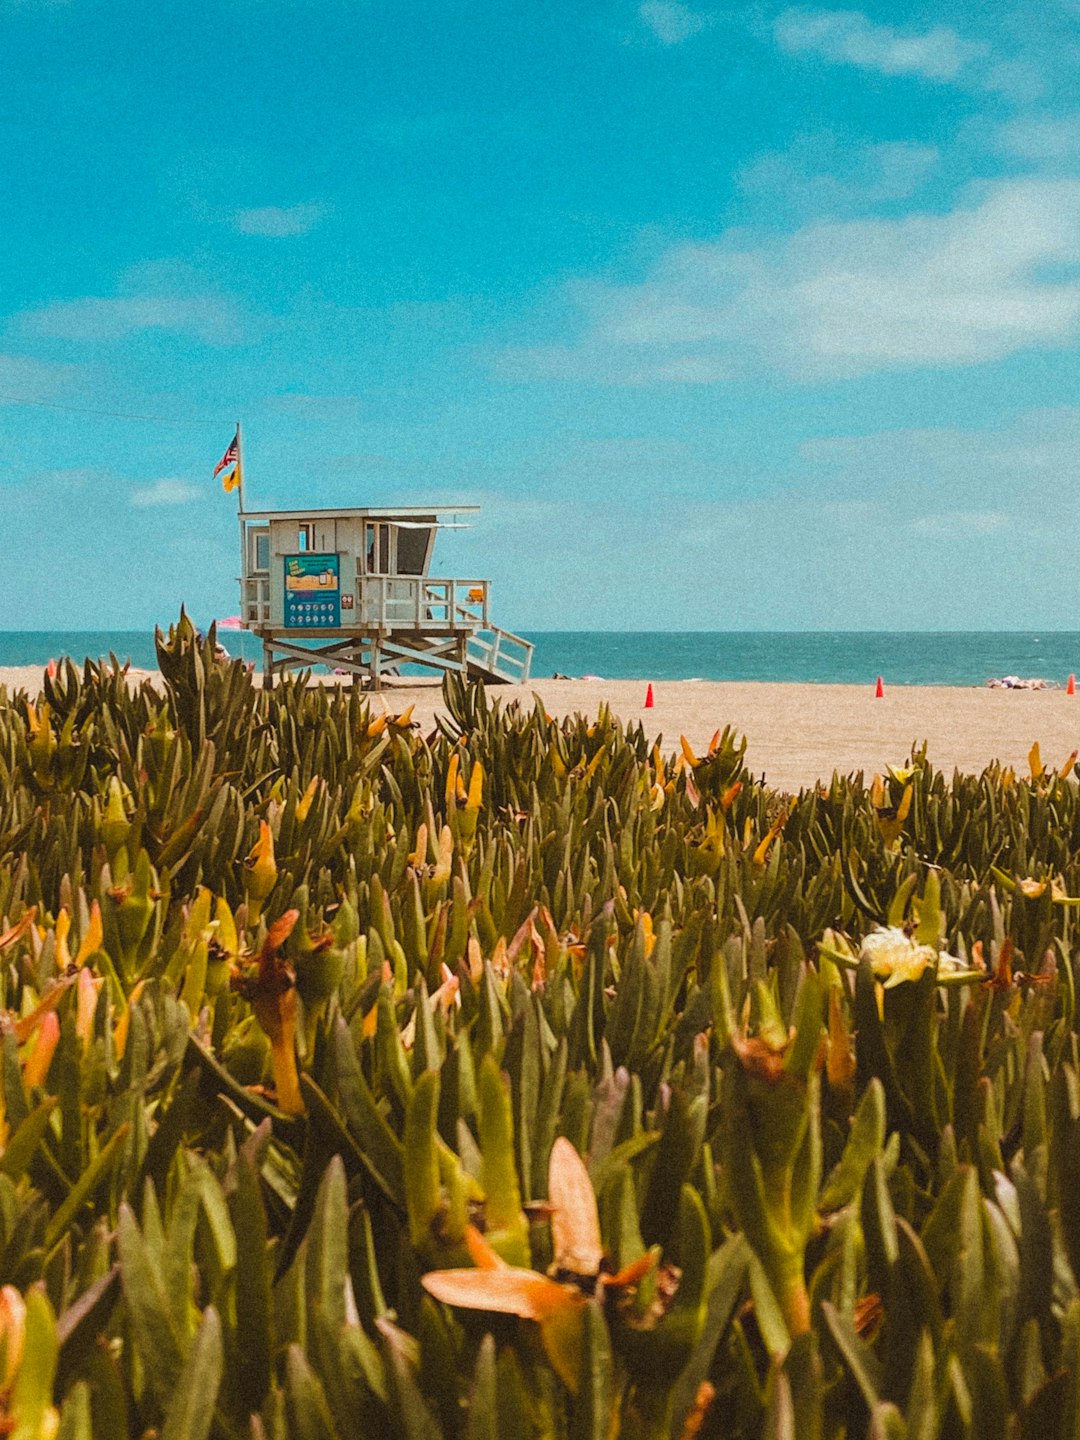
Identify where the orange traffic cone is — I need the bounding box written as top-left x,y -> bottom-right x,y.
644,683 -> 655,708
1069,674 -> 1076,696
875,675 -> 884,699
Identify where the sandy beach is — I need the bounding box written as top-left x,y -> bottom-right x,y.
5,666 -> 1080,793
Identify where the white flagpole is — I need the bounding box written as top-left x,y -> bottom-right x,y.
235,420 -> 245,515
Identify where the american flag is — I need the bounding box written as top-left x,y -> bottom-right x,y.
213,432 -> 238,477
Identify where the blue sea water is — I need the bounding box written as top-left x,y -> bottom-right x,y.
1,630 -> 1079,688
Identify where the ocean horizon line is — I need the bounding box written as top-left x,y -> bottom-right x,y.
0,628 -> 1077,688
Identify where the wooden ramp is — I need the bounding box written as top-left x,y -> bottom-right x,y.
465,625 -> 533,684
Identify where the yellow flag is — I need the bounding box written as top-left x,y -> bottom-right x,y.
222,459 -> 242,494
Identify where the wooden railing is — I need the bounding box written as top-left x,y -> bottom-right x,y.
242,577 -> 271,625
465,622 -> 533,682
355,577 -> 490,629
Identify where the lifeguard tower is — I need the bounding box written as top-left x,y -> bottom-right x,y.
238,505 -> 533,688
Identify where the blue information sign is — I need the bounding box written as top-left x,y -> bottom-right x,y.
283,554 -> 341,628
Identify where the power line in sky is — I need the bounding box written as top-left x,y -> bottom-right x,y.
0,394 -> 230,427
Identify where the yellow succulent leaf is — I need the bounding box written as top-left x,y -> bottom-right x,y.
1019,878 -> 1047,898
113,980 -> 146,1061
583,748 -> 605,783
14,976 -> 76,1044
433,825 -> 454,883
753,812 -> 787,867
1029,741 -> 1043,781
295,776 -> 319,823
720,781 -> 742,813
262,987 -> 304,1116
393,704 -> 416,728
680,735 -> 699,768
23,1012 -> 59,1088
1061,750 -> 1079,779
698,809 -> 726,860
244,822 -> 278,920
75,969 -> 103,1046
74,902 -> 103,967
366,713 -> 388,738
214,896 -> 239,956
466,760 -> 484,813
639,911 -> 656,958
408,823 -> 429,869
54,911 -> 72,969
467,936 -> 483,985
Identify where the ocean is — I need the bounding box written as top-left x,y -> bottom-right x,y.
1,630 -> 1079,688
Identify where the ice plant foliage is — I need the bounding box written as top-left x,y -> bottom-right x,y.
0,616 -> 1077,1432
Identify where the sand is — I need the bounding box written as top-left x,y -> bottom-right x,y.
5,664 -> 1079,794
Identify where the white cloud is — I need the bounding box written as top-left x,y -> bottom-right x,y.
232,202 -> 327,237
908,510 -> 1011,536
800,407 -> 1080,510
130,478 -> 202,508
638,1 -> 706,45
774,9 -> 985,82
494,177 -> 1080,383
18,293 -> 242,344
738,137 -> 939,213
268,392 -> 365,419
996,113 -> 1080,163
0,354 -> 77,400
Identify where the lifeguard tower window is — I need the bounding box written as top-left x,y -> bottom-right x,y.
297,524 -> 313,553
364,523 -> 390,574
397,526 -> 429,575
254,533 -> 270,572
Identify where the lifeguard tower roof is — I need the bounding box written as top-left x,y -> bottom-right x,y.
239,505 -> 479,521
238,501 -> 529,690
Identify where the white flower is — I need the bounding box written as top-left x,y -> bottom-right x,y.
859,927 -> 967,988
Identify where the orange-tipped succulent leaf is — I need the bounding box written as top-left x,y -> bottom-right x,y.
548,1137 -> 603,1278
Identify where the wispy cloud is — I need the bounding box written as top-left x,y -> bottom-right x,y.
738,136 -> 939,214
231,202 -> 327,237
908,510 -> 1011,536
774,9 -> 985,83
996,113 -> 1080,164
17,293 -> 242,345
268,392 -> 365,419
0,354 -> 78,400
494,177 -> 1080,384
800,407 -> 1080,508
638,1 -> 706,45
130,478 -> 203,508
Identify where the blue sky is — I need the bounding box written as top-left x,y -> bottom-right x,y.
3,0 -> 1080,630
